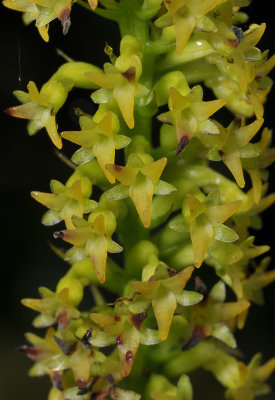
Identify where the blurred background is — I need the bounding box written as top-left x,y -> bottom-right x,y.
0,2 -> 274,399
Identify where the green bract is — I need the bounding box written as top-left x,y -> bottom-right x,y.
4,0 -> 275,399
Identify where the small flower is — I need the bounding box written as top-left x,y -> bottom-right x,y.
225,354 -> 275,400
3,0 -> 73,41
241,127 -> 275,204
158,86 -> 226,156
61,111 -> 131,183
31,179 -> 97,229
204,118 -> 264,188
21,287 -> 80,329
205,23 -> 266,94
90,309 -> 147,377
86,35 -> 149,128
5,81 -> 64,148
156,0 -> 224,54
181,279 -> 250,350
131,264 -> 202,340
105,153 -> 175,228
54,213 -> 123,283
169,191 -> 241,268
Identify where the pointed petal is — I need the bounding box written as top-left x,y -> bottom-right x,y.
105,164 -> 138,185
152,285 -> 177,340
66,180 -> 83,203
27,81 -> 49,107
55,228 -> 91,246
5,102 -> 42,120
93,136 -> 116,183
220,149 -> 245,188
190,215 -> 214,268
140,158 -> 167,183
113,82 -> 135,129
186,193 -> 206,220
169,87 -> 190,111
60,201 -> 83,229
212,301 -> 250,323
163,266 -> 194,293
174,12 -> 196,54
61,129 -> 97,148
90,313 -> 121,334
233,118 -> 264,148
89,214 -> 106,236
207,200 -> 242,226
117,321 -> 140,377
129,174 -> 154,228
42,115 -> 62,149
96,111 -> 115,138
86,235 -> 108,283
248,168 -> 262,204
131,280 -> 160,299
85,71 -> 121,89
31,191 -> 64,210
191,99 -> 226,121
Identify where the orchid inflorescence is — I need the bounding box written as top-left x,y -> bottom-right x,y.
4,0 -> 275,399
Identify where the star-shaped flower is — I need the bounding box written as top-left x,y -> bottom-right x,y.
225,354 -> 275,400
131,264 -> 202,340
31,179 -> 97,229
54,214 -> 123,283
3,0 -> 74,41
155,0 -> 223,54
205,22 -> 266,94
90,306 -> 154,377
21,287 -> 80,329
204,118 -> 264,188
169,191 -> 241,268
86,35 -> 149,128
105,152 -> 175,228
3,0 -> 50,40
5,80 -> 69,148
158,86 -> 226,156
181,279 -> 250,350
241,127 -> 275,204
61,111 -> 131,183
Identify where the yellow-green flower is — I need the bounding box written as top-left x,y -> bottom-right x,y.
61,111 -> 131,183
169,191 -> 241,268
203,118 -> 264,188
225,354 -> 275,400
158,86 -> 226,155
3,0 -> 73,41
105,153 -> 175,228
241,127 -> 275,204
5,81 -> 67,148
31,179 -> 97,229
54,213 -> 123,283
86,35 -> 149,129
131,264 -> 202,340
156,0 -> 223,54
90,309 -> 147,377
21,287 -> 80,329
182,280 -> 250,349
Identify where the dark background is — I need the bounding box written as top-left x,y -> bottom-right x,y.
0,2 -> 274,399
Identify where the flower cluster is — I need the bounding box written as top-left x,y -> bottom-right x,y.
5,0 -> 275,399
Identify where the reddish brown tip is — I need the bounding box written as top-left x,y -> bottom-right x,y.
131,311 -> 147,330
122,67 -> 136,83
175,135 -> 190,156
